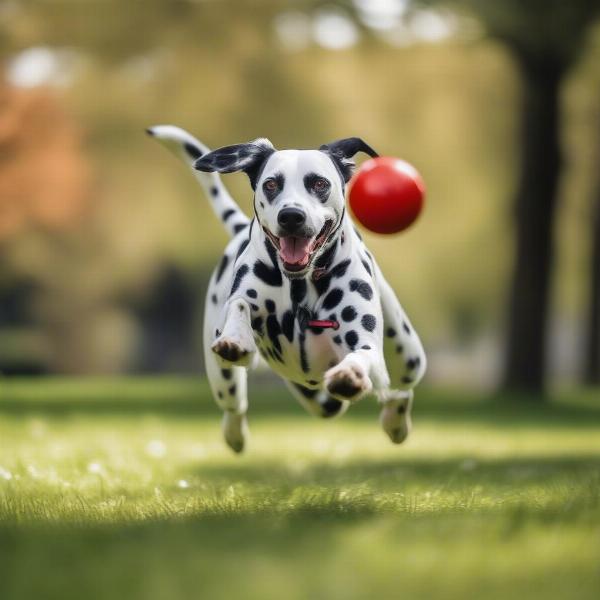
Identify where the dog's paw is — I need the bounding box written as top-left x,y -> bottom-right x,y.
212,336 -> 254,366
379,391 -> 413,444
222,411 -> 248,454
324,362 -> 372,402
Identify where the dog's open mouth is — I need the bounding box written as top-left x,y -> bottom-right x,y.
264,220 -> 334,273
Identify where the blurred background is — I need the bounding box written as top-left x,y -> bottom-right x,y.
1,0 -> 599,395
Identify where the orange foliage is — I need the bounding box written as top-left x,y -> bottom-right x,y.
0,80 -> 90,241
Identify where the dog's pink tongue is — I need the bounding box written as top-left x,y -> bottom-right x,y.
280,237 -> 311,265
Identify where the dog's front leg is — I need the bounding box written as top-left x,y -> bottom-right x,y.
324,347 -> 389,403
212,298 -> 257,367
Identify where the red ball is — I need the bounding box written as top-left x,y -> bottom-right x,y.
348,157 -> 425,234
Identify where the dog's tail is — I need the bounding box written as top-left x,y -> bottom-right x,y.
146,125 -> 250,238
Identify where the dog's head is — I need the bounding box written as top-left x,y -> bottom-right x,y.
194,137 -> 377,277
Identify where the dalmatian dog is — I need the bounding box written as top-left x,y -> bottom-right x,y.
147,125 -> 426,453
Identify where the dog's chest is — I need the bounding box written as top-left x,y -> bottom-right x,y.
249,286 -> 340,384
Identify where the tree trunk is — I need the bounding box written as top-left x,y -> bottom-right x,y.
502,56 -> 564,396
584,141 -> 600,384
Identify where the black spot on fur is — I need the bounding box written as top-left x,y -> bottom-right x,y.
386,327 -> 397,338
290,279 -> 307,305
299,332 -> 309,373
230,264 -> 249,296
251,303 -> 259,311
321,397 -> 344,417
251,317 -> 264,332
253,239 -> 282,287
311,246 -> 342,296
341,306 -> 357,322
330,258 -> 351,279
266,314 -> 282,353
361,344 -> 371,350
265,299 -> 276,313
314,240 -> 337,270
282,310 -> 294,342
221,368 -> 232,380
313,273 -> 332,296
345,330 -> 359,349
293,383 -> 318,399
295,306 -> 311,332
228,384 -> 237,395
323,288 -> 344,310
403,321 -> 411,334
361,314 -> 376,332
350,279 -> 373,301
222,208 -> 236,222
184,142 -> 203,160
211,294 -> 217,304
353,226 -> 363,241
246,289 -> 257,299
361,259 -> 372,276
233,223 -> 248,235
333,335 -> 342,345
235,239 -> 250,261
406,357 -> 421,370
211,186 -> 219,197
396,344 -> 404,353
216,254 -> 229,283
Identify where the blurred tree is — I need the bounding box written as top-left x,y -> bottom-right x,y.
417,0 -> 600,394
584,112 -> 600,384
0,77 -> 93,372
332,0 -> 599,393
0,82 -> 90,240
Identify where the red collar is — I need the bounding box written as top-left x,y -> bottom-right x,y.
307,319 -> 339,330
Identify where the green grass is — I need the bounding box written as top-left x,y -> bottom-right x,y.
1,378 -> 599,600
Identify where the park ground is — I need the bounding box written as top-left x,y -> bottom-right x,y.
0,377 -> 599,600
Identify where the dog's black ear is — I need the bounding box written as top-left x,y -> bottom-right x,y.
319,137 -> 379,183
194,138 -> 276,188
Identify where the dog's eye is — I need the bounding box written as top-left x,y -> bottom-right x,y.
263,179 -> 278,193
313,178 -> 329,192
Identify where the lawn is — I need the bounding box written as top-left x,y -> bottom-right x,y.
0,378 -> 599,600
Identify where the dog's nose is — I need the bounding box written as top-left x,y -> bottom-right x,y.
277,207 -> 306,234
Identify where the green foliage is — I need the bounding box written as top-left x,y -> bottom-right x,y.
0,378 -> 599,599
463,0 -> 600,64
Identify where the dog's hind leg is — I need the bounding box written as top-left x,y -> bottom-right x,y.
375,266 -> 426,444
284,381 -> 350,419
204,296 -> 251,454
